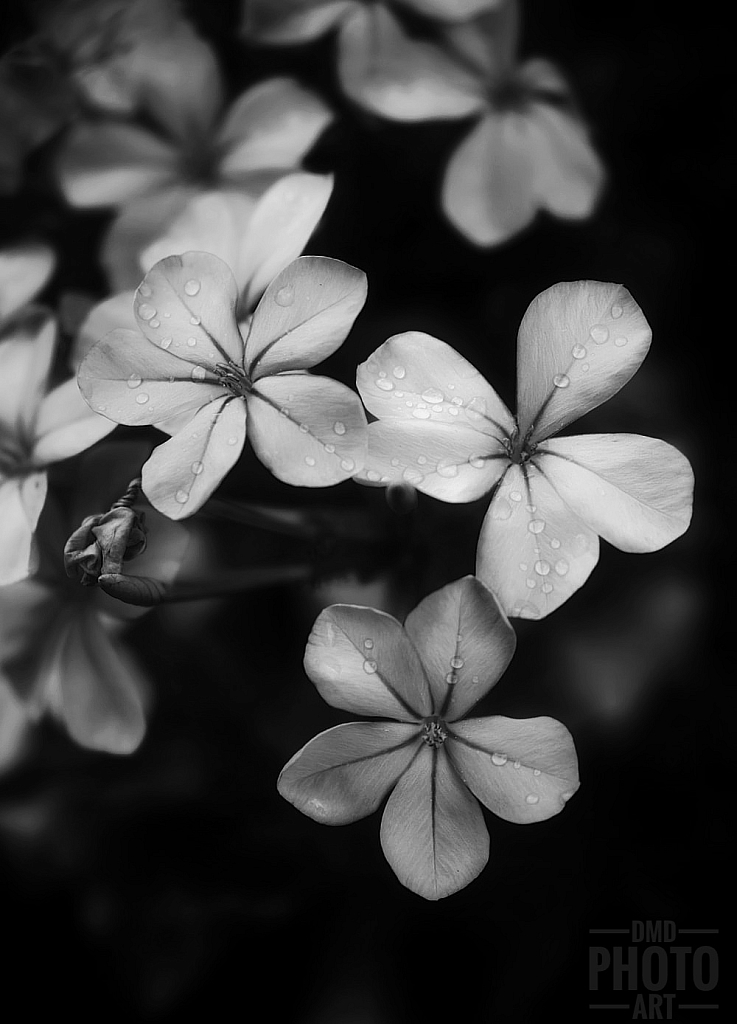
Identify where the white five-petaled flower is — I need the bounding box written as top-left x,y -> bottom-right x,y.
243,0 -> 504,121
279,575 -> 579,900
77,252 -> 369,519
355,281 -> 694,620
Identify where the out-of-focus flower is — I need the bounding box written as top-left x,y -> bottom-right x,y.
0,444 -> 188,754
243,0 -> 503,121
355,281 -> 694,620
56,20 -> 334,291
279,575 -> 579,899
0,304 -> 116,585
439,2 -> 605,244
0,243 -> 55,328
0,678 -> 30,774
77,252 -> 368,518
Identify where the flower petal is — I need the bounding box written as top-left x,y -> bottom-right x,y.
515,281 -> 652,443
399,0 -> 503,20
447,715 -> 579,822
356,420 -> 509,502
337,5 -> 484,121
217,78 -> 333,177
404,576 -> 516,720
78,328 -> 225,426
304,604 -> 432,721
441,110 -> 537,246
0,578 -> 57,700
245,256 -> 367,378
235,173 -> 334,310
53,610 -> 147,754
243,0 -> 357,43
0,474 -> 48,586
71,290 -> 137,370
0,314 -> 56,435
380,744 -> 488,899
476,461 -> 599,619
528,102 -> 605,218
0,678 -> 30,773
247,373 -> 367,486
357,331 -> 515,436
277,721 -> 420,824
0,243 -> 55,323
537,434 -> 694,552
141,396 -> 246,518
56,121 -> 178,208
134,251 -> 245,365
32,378 -> 117,464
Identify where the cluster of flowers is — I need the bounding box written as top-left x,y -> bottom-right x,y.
0,0 -> 693,899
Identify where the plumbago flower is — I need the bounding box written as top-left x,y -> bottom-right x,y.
77,252 -> 369,519
355,281 -> 694,620
279,575 -> 579,899
56,24 -> 334,290
243,0 -> 503,121
438,1 -> 604,245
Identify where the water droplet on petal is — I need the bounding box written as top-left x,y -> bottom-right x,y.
510,490 -> 522,502
392,366 -> 406,379
191,461 -> 203,475
469,455 -> 485,469
227,436 -> 238,445
189,315 -> 201,326
513,760 -> 521,769
526,793 -> 540,804
614,336 -> 628,347
554,559 -> 570,576
340,458 -> 355,472
135,392 -> 149,404
305,456 -> 316,467
590,324 -> 609,344
402,467 -> 423,485
528,519 -> 545,534
526,578 -> 537,589
553,374 -> 570,388
450,656 -> 464,670
324,443 -> 336,454
175,489 -> 188,504
572,344 -> 587,359
534,560 -> 551,576
127,373 -> 142,389
550,538 -> 561,549
187,337 -> 197,347
417,456 -> 427,465
138,283 -> 152,297
160,336 -> 172,350
364,639 -> 374,650
184,279 -> 201,296
366,470 -> 381,481
191,365 -> 207,380
149,319 -> 160,329
445,671 -> 457,685
363,659 -> 377,674
448,406 -> 459,416
533,769 -> 541,776
138,303 -> 156,321
299,423 -> 309,433
541,583 -> 553,594
96,404 -> 107,413
390,457 -> 399,466
582,363 -> 590,372
333,421 -> 346,435
611,304 -> 623,319
492,498 -> 512,520
376,378 -> 394,391
519,562 -> 528,571
525,504 -> 536,513
421,387 -> 444,404
491,752 -> 508,766
412,407 -> 430,419
436,459 -> 458,478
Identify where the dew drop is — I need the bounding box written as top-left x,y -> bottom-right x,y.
553,373 -> 570,389
189,315 -> 201,326
431,404 -> 443,413
491,752 -> 508,767
525,504 -> 536,513
436,459 -> 458,478
533,769 -> 541,776
191,461 -> 203,475
614,336 -> 628,347
541,583 -> 553,594
376,378 -> 394,391
191,365 -> 207,380
582,363 -> 590,372
525,794 -> 540,804
160,336 -> 172,350
445,671 -> 457,685
364,639 -> 374,650
137,303 -> 156,321
304,456 -> 316,467
175,489 -> 188,504
526,578 -> 537,589
534,560 -> 551,576
340,458 -> 355,472
279,407 -> 290,418
492,498 -> 512,520
590,324 -> 609,344
450,656 -> 464,670
510,490 -> 522,502
572,344 -> 587,359
96,404 -> 107,413
554,559 -> 570,576
471,675 -> 479,684
390,458 -> 399,466
135,392 -> 149,404
392,365 -> 406,379
127,373 -> 142,389
421,387 -> 444,404
184,279 -> 201,296
469,455 -> 486,469
149,319 -> 160,329
448,406 -> 459,416
417,456 -> 427,465
611,304 -> 623,319
324,443 -> 336,454
363,659 -> 377,674
550,538 -> 561,549
138,283 -> 152,298
299,423 -> 309,433
403,467 -> 423,485
412,407 -> 431,419
187,337 -> 197,347
513,760 -> 521,770
366,470 -> 381,481
333,421 -> 346,435
451,396 -> 463,407
519,562 -> 528,571
528,519 -> 545,534
227,436 -> 238,445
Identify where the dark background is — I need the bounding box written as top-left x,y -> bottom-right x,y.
1,1 -> 727,1020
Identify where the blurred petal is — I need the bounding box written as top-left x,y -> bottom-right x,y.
357,331 -> 514,436
0,244 -> 55,323
0,474 -> 48,586
515,281 -> 652,442
404,576 -> 516,720
356,420 -> 509,502
0,314 -> 56,434
277,721 -> 420,824
380,744 -> 488,899
447,715 -> 579,822
0,578 -> 57,700
52,611 -> 146,754
338,5 -> 484,121
237,173 -> 334,309
134,251 -> 245,365
243,0 -> 357,42
32,378 -> 116,464
518,59 -> 573,99
77,328 -> 225,426
304,604 -> 432,721
441,2 -> 519,79
57,121 -> 178,208
141,396 -> 246,518
476,461 -> 599,620
247,373 -> 367,485
246,256 -> 366,377
399,0 -> 503,19
217,78 -> 333,177
71,290 -> 137,370
442,110 -> 536,246
0,678 -> 30,773
528,103 -> 604,218
538,434 -> 694,552
103,185 -> 195,291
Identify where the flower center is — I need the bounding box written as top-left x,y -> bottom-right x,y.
0,427 -> 28,477
503,426 -> 536,465
214,361 -> 252,399
421,716 -> 448,748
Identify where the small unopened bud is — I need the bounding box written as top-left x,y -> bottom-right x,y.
64,478 -> 147,585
